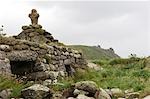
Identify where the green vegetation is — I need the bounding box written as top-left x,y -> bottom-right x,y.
69,45 -> 119,60
108,57 -> 141,65
50,79 -> 73,91
57,57 -> 150,97
0,57 -> 149,98
0,75 -> 31,98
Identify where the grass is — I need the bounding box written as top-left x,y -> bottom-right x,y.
56,57 -> 150,97
0,75 -> 31,98
69,45 -> 120,60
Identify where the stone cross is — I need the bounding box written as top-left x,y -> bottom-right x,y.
29,9 -> 39,26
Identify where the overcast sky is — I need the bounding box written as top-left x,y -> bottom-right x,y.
0,0 -> 150,57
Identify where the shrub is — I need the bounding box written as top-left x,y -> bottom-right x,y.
109,57 -> 141,65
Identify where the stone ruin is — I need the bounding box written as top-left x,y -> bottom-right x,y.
0,9 -> 87,81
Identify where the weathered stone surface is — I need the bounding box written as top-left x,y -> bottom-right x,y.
0,45 -> 11,52
27,71 -> 50,80
75,81 -> 98,95
21,84 -> 51,99
0,89 -> 12,99
48,71 -> 59,80
64,59 -> 72,65
68,97 -> 76,99
43,79 -> 52,86
13,44 -> 29,50
6,50 -> 38,61
60,55 -> 67,60
33,62 -> 47,72
73,89 -> 89,96
94,88 -> 111,99
76,94 -> 94,99
0,51 -> 11,75
29,9 -> 39,26
49,64 -> 57,71
74,54 -> 81,59
52,93 -> 64,99
27,70 -> 59,80
126,92 -> 140,99
22,26 -> 32,30
111,88 -> 124,98
0,51 -> 6,59
143,95 -> 150,99
0,58 -> 11,74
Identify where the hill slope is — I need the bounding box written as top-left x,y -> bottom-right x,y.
69,45 -> 120,60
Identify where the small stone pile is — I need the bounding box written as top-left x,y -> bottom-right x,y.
16,24 -> 58,44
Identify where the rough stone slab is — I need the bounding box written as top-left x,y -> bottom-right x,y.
6,50 -> 38,61
75,81 -> 98,95
21,84 -> 51,99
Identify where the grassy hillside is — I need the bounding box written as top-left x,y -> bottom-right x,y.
69,45 -> 120,60
60,57 -> 150,98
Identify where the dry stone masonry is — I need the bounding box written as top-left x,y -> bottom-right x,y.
0,9 -> 87,81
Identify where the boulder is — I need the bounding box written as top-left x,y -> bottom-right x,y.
0,89 -> 12,99
125,92 -> 140,99
143,95 -> 150,99
94,88 -> 111,99
75,81 -> 98,95
76,94 -> 94,99
111,88 -> 124,98
21,84 -> 51,99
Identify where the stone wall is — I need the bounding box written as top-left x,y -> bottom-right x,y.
0,36 -> 87,81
